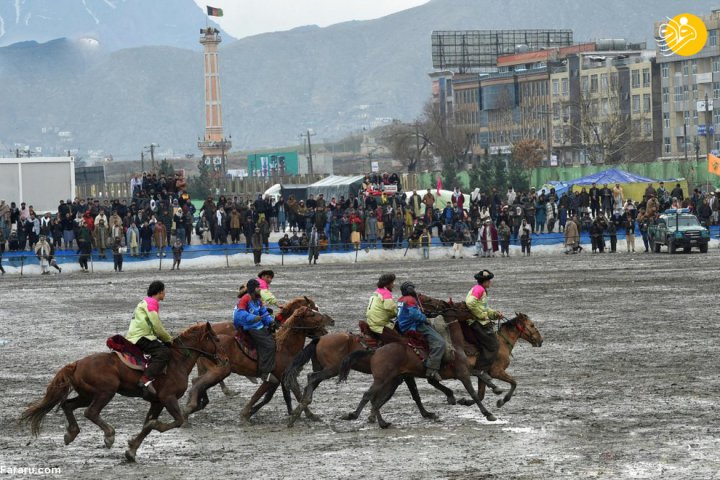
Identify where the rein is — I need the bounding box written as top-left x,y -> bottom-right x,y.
175,336 -> 226,366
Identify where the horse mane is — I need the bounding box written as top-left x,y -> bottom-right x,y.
175,323 -> 210,344
280,297 -> 310,317
500,313 -> 526,330
275,307 -> 306,351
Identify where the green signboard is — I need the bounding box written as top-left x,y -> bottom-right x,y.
247,151 -> 298,176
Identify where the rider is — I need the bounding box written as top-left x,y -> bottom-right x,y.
366,273 -> 399,344
466,270 -> 503,391
126,280 -> 173,397
257,269 -> 285,316
234,278 -> 279,383
396,282 -> 445,382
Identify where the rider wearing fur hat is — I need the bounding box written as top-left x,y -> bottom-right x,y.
466,270 -> 503,392
396,282 -> 446,382
234,278 -> 279,383
366,273 -> 398,342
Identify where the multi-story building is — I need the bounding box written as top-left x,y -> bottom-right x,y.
432,39 -> 661,166
656,9 -> 720,160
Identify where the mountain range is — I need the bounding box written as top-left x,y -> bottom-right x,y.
0,0 -> 717,158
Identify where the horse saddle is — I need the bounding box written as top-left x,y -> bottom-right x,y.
357,321 -> 403,350
458,320 -> 481,357
234,329 -> 258,361
401,330 -> 428,362
106,335 -> 148,371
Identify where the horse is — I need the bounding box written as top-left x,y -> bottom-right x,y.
196,296 -> 317,401
337,308 -> 535,428
20,322 -> 226,461
284,294 -> 468,428
457,313 -> 543,408
183,305 -> 334,422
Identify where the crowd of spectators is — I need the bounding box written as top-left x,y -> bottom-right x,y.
1,172 -> 719,273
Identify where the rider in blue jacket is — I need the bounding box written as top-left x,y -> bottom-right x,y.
234,278 -> 278,383
396,282 -> 446,382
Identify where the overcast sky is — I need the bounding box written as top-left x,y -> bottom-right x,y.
193,0 -> 430,39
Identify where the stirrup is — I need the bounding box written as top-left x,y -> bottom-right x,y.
472,370 -> 503,395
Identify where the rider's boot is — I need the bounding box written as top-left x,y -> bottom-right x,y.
138,376 -> 157,397
425,368 -> 443,382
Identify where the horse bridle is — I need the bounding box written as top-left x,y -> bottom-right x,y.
174,333 -> 228,366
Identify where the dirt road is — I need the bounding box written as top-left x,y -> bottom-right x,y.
1,251 -> 719,479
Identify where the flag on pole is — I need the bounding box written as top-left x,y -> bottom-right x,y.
436,175 -> 442,195
206,5 -> 224,17
708,152 -> 720,176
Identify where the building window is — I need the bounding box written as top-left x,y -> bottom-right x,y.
691,60 -> 698,75
643,94 -> 651,113
674,85 -> 684,102
677,137 -> 685,152
692,83 -> 698,100
643,68 -> 651,87
590,75 -> 598,93
632,95 -> 641,113
581,75 -> 588,93
662,63 -> 670,78
693,109 -> 698,125
632,69 -> 641,88
714,58 -> 720,72
552,79 -> 559,96
663,86 -> 669,104
684,110 -> 691,124
711,29 -> 718,47
683,61 -> 689,76
561,78 -> 568,95
600,73 -> 608,92
664,137 -> 671,153
663,112 -> 670,129
714,82 -> 720,99
714,109 -> 720,125
610,72 -> 619,90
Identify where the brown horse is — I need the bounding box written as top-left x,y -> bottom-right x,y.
457,313 -> 543,408
20,322 -> 226,461
338,309 -> 534,428
284,294 -> 464,428
183,305 -> 334,421
196,296 -> 317,400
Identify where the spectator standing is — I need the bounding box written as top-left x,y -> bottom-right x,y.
112,236 -> 124,272
251,227 -> 263,266
126,222 -> 140,257
498,221 -> 511,257
0,228 -> 5,274
637,208 -> 650,253
564,216 -> 580,254
451,229 -> 464,259
154,220 -> 167,257
625,216 -> 635,253
139,220 -> 153,257
420,228 -> 431,259
171,238 -> 184,270
77,222 -> 92,272
607,220 -> 617,253
520,219 -> 532,256
94,219 -> 110,259
308,226 -> 320,265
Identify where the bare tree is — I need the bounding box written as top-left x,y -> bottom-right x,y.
511,138 -> 544,169
421,99 -> 473,173
377,121 -> 430,172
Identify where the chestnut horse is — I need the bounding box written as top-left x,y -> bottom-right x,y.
457,313 -> 543,408
284,294 -> 465,428
197,296 -> 317,401
20,323 -> 226,461
183,305 -> 334,422
338,309 -> 537,428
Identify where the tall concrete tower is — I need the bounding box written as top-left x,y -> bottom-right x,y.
198,26 -> 231,172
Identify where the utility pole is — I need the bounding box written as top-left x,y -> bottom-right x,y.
144,143 -> 158,171
300,130 -> 316,176
415,122 -> 421,172
705,92 -> 713,159
684,123 -> 688,162
141,151 -> 145,172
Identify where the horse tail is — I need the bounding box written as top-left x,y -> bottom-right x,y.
337,350 -> 373,383
283,337 -> 319,391
20,362 -> 76,436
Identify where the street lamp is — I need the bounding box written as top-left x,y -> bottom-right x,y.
536,109 -> 553,167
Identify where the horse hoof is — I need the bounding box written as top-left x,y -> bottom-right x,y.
492,388 -> 504,395
63,430 -> 78,445
104,433 -> 115,449
221,387 -> 237,398
457,398 -> 474,407
423,412 -> 438,421
496,399 -> 505,408
367,414 -> 376,423
124,449 -> 136,462
305,412 -> 321,422
378,421 -> 392,429
341,413 -> 358,421
447,396 -> 457,406
485,413 -> 497,422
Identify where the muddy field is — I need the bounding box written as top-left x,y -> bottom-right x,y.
1,251 -> 720,479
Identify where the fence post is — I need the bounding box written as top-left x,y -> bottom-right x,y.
90,254 -> 94,273
355,245 -> 359,263
281,249 -> 284,266
158,253 -> 163,271
20,256 -> 25,276
225,250 -> 229,268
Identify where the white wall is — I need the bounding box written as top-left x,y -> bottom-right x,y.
0,157 -> 75,212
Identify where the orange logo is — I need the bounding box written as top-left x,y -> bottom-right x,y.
658,13 -> 708,57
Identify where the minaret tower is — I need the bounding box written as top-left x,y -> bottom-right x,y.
198,27 -> 231,171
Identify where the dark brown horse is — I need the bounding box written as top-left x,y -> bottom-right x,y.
338,309 -> 536,428
20,323 -> 226,461
183,305 -> 334,421
457,313 -> 543,408
196,296 -> 317,400
284,294 -> 465,428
